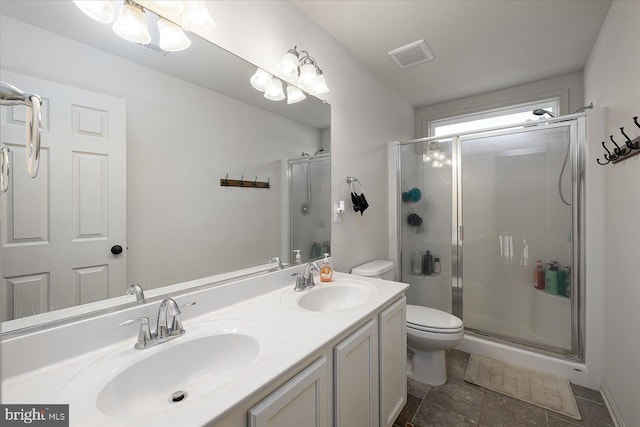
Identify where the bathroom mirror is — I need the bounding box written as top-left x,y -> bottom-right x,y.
0,1 -> 331,332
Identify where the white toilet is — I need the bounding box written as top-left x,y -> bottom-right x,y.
351,260 -> 464,386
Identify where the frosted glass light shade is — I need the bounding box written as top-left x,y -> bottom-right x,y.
158,17 -> 191,52
250,69 -> 272,92
286,85 -> 306,104
276,52 -> 299,82
73,0 -> 115,24
264,77 -> 285,101
146,0 -> 184,16
309,74 -> 329,95
182,1 -> 216,33
297,63 -> 318,89
112,2 -> 151,44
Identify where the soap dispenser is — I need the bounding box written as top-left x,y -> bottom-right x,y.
545,262 -> 559,295
320,253 -> 333,282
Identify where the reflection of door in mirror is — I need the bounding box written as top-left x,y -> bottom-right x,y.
289,155 -> 331,262
0,71 -> 126,321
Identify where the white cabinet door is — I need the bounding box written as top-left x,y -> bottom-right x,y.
249,356 -> 329,427
0,71 -> 126,321
334,318 -> 379,427
379,297 -> 407,427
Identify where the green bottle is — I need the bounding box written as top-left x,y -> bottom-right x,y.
557,264 -> 566,296
545,262 -> 559,295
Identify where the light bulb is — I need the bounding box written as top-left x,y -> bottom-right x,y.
432,160 -> 443,168
276,50 -> 299,82
182,0 -> 216,33
297,63 -> 318,89
445,159 -> 452,166
158,17 -> 191,52
73,0 -> 115,24
422,153 -> 432,162
286,85 -> 306,104
112,1 -> 151,44
250,69 -> 272,92
264,77 -> 285,101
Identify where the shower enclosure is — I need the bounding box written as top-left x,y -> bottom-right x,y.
288,154 -> 331,262
393,115 -> 585,360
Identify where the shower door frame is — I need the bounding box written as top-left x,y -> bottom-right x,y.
287,153 -> 331,264
395,114 -> 586,361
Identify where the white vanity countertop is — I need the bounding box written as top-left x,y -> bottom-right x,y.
2,271 -> 407,426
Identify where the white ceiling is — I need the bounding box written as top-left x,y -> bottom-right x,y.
293,0 -> 612,108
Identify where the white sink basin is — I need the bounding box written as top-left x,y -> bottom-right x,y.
281,278 -> 376,312
56,320 -> 260,419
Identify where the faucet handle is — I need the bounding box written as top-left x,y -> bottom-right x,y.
291,273 -> 306,292
119,317 -> 152,350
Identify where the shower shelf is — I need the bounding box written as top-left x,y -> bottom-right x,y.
596,116 -> 640,165
220,175 -> 270,189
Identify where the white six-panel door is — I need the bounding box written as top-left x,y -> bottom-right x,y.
0,70 -> 126,321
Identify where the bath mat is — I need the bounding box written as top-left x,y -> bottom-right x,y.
464,354 -> 581,420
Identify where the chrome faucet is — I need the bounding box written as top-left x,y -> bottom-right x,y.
126,283 -> 145,303
270,256 -> 284,269
119,298 -> 195,349
293,261 -> 321,292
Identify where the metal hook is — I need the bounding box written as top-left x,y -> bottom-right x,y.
609,135 -> 628,156
596,157 -> 610,166
253,176 -> 258,187
620,127 -> 639,150
601,140 -> 617,161
634,116 -> 639,129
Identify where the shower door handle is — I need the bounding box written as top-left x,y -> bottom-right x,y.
459,225 -> 464,241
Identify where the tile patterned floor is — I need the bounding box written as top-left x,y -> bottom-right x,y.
394,350 -> 614,427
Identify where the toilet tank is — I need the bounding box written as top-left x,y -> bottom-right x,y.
351,260 -> 395,280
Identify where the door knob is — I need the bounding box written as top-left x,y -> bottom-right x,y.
111,245 -> 123,255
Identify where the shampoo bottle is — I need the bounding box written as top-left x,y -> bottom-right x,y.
412,252 -> 423,275
545,262 -> 559,295
557,264 -> 567,296
293,249 -> 302,264
534,261 -> 545,290
320,253 -> 333,282
433,257 -> 441,275
423,250 -> 433,275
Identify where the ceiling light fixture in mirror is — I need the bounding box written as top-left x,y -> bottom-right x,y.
250,46 -> 330,105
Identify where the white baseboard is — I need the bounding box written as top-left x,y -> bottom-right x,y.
601,382 -> 625,427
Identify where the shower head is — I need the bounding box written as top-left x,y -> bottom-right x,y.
533,109 -> 558,118
300,152 -> 310,157
314,147 -> 325,155
574,102 -> 594,113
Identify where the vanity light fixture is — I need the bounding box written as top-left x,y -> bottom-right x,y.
73,1 -> 206,52
112,0 -> 151,45
252,45 -> 330,103
157,17 -> 191,52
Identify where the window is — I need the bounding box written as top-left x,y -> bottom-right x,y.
429,98 -> 560,137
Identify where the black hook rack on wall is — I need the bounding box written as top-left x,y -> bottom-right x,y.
220,174 -> 271,189
596,116 -> 640,165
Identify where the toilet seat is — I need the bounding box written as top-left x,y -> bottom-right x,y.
406,305 -> 463,334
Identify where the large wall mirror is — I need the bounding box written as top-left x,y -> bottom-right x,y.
0,1 -> 331,332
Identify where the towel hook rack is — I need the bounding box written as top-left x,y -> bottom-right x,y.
597,116 -> 640,165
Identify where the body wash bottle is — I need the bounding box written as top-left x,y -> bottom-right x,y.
545,262 -> 559,295
320,253 -> 333,282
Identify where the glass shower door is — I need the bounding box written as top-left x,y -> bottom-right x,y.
289,156 -> 331,262
460,124 -> 574,352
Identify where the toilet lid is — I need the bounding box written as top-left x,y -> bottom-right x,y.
406,305 -> 463,332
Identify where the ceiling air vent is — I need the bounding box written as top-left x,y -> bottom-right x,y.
142,42 -> 168,56
388,39 -> 434,69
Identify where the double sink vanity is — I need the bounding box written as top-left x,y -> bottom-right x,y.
2,265 -> 408,426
